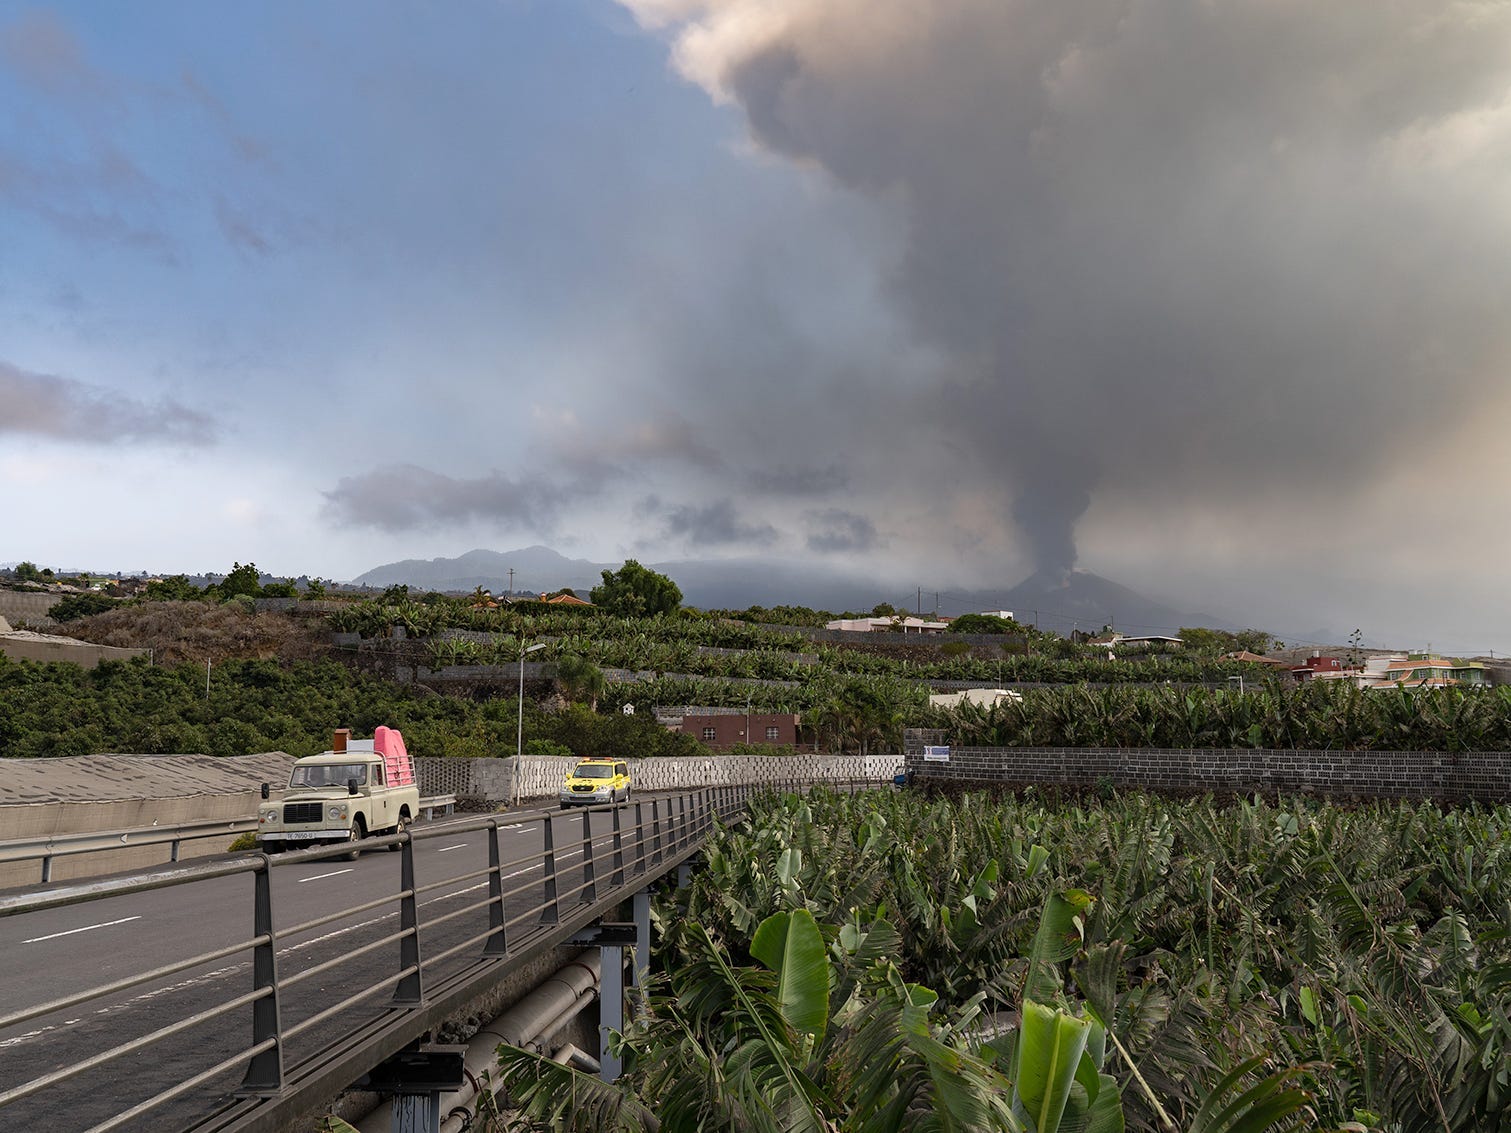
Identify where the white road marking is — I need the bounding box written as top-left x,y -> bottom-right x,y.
431,882 -> 488,902
23,916 -> 141,944
436,843 -> 469,852
297,869 -> 354,884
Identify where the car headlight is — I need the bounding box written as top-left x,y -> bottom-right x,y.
328,806 -> 343,821
261,810 -> 277,824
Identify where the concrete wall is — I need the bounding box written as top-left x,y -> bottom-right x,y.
900,738 -> 1511,803
0,792 -> 264,888
0,634 -> 148,668
0,591 -> 61,626
0,752 -> 294,888
415,753 -> 903,805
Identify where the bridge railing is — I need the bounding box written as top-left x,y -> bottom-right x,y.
0,784 -> 762,1133
0,795 -> 459,887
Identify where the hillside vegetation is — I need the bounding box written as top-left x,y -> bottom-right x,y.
9,578 -> 1509,758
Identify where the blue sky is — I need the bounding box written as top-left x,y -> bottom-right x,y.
5,1 -> 1510,652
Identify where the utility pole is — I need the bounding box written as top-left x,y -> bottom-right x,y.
507,567 -> 515,597
916,587 -> 922,617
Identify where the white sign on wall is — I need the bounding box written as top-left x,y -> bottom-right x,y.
923,745 -> 951,762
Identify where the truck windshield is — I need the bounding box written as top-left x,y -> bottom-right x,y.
575,765 -> 615,779
290,763 -> 369,788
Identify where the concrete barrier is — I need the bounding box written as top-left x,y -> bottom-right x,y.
0,752 -> 294,887
414,753 -> 903,805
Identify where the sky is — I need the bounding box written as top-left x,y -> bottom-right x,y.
3,0 -> 1510,654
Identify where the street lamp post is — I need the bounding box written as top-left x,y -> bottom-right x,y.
515,642 -> 547,807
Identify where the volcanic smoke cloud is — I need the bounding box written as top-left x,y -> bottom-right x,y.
624,0 -> 1511,574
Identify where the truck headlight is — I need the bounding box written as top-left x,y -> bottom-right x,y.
328,806 -> 343,821
261,810 -> 277,824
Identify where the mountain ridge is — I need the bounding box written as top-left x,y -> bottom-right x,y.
351,546 -> 1273,638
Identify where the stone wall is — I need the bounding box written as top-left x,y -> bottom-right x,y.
900,736 -> 1511,803
415,753 -> 903,805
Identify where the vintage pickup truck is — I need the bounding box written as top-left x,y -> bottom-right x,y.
257,726 -> 419,857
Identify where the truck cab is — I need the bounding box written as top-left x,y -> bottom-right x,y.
257,726 -> 419,858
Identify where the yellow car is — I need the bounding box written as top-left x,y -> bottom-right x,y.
559,758 -> 632,808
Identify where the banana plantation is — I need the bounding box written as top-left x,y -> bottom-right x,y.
324,601 -> 1511,754
327,601 -> 1253,687
496,787 -> 1511,1133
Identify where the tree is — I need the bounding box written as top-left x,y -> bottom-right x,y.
554,653 -> 606,712
145,574 -> 202,601
13,561 -> 42,582
50,593 -> 117,621
302,578 -> 328,600
217,562 -> 262,600
949,613 -> 1019,634
590,560 -> 682,617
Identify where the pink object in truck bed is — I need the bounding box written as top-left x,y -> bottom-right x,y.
372,725 -> 416,787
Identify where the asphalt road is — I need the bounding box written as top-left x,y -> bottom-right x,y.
0,794 -> 689,1132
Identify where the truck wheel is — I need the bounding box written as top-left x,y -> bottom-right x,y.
388,814 -> 408,851
344,819 -> 366,861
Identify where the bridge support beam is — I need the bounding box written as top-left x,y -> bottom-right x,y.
569,921 -> 637,1083
632,887 -> 650,989
362,1045 -> 465,1133
599,941 -> 624,1083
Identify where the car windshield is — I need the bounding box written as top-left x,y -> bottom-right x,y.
574,764 -> 615,779
290,763 -> 368,788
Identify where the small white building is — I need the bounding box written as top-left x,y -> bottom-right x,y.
825,616 -> 950,635
928,688 -> 1023,710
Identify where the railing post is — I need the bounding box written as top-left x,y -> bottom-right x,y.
580,809 -> 597,905
611,804 -> 625,888
240,858 -> 283,1093
540,815 -> 559,925
170,837 -> 181,864
633,800 -> 646,875
484,817 -> 507,956
651,798 -> 663,866
392,831 -> 424,1005
41,854 -> 52,885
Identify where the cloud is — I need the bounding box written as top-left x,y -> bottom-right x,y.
624,0 -> 1511,575
661,498 -> 778,547
214,196 -> 273,255
749,463 -> 848,496
322,464 -> 597,533
0,9 -> 106,97
0,360 -> 216,444
805,507 -> 877,553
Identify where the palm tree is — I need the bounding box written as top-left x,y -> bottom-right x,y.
555,653 -> 606,712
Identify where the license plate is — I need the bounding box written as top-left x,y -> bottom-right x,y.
278,831 -> 330,841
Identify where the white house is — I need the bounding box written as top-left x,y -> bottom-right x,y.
928,688 -> 1024,710
824,616 -> 950,635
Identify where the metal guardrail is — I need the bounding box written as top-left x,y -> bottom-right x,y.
0,796 -> 461,886
0,783 -> 763,1133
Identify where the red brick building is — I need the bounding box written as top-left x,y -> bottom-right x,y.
684,713 -> 800,749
